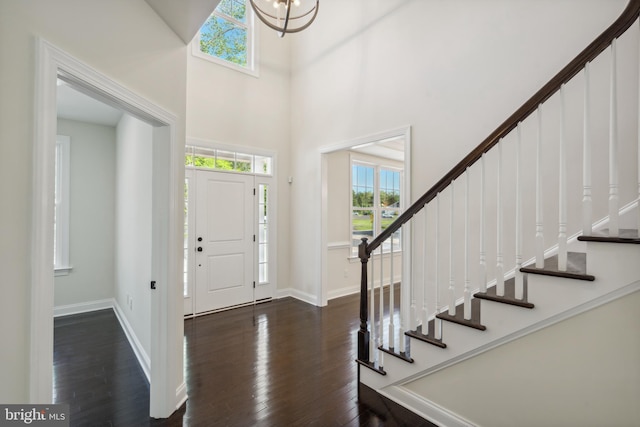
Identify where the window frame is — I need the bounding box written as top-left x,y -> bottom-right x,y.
54,135 -> 71,275
350,154 -> 404,257
185,144 -> 273,176
192,0 -> 260,78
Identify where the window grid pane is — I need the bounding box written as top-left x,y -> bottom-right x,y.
186,145 -> 273,176
351,163 -> 402,255
352,164 -> 374,208
235,152 -> 253,172
198,0 -> 251,69
184,178 -> 190,297
218,0 -> 247,23
258,184 -> 269,284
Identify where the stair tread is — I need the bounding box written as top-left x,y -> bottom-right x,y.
378,346 -> 414,363
474,276 -> 534,308
578,228 -> 640,244
436,298 -> 486,331
405,319 -> 447,348
356,359 -> 386,376
520,251 -> 595,281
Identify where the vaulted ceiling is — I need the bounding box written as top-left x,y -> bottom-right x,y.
144,0 -> 221,44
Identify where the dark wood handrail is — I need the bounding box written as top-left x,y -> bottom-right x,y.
364,0 -> 640,256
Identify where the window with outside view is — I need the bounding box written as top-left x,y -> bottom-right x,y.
185,145 -> 272,175
351,162 -> 402,256
196,0 -> 256,74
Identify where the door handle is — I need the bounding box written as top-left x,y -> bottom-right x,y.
197,247 -> 203,252
197,237 -> 203,242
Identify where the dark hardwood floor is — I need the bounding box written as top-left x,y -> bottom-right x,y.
54,293 -> 436,426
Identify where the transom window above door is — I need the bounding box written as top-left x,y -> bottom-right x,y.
185,145 -> 272,175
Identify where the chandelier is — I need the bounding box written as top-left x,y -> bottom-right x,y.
249,0 -> 319,37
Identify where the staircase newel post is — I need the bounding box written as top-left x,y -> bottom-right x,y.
358,238 -> 370,363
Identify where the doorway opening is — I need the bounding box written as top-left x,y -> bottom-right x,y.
32,39 -> 185,418
320,127 -> 411,309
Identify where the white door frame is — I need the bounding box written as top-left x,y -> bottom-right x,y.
31,39 -> 186,418
184,139 -> 278,315
319,126 -> 412,310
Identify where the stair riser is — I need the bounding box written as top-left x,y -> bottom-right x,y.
586,241 -> 640,280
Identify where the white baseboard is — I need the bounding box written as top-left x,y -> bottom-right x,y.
327,276 -> 401,301
113,301 -> 151,383
276,288 -> 318,305
175,382 -> 188,410
327,286 -> 360,300
53,298 -> 114,317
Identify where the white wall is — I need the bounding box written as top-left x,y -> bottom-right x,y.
0,0 -> 186,402
186,24 -> 292,292
288,0 -> 628,301
404,290 -> 640,427
115,114 -> 153,357
54,119 -> 116,307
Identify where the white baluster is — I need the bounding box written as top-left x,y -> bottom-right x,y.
378,246 -> 384,354
369,257 -> 376,364
410,222 -> 417,333
434,193 -> 442,340
583,63 -> 593,236
399,223 -> 406,354
479,153 -> 487,292
496,139 -> 505,296
536,105 -> 545,268
464,169 -> 472,320
515,123 -> 524,300
448,183 -> 456,315
389,237 -> 395,350
558,84 -> 568,271
610,38 -> 620,237
638,21 -> 640,234
422,206 -> 429,334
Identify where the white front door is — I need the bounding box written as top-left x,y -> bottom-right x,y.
194,170 -> 255,313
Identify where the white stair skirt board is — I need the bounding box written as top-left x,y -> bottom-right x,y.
382,386 -> 476,427
53,298 -> 114,317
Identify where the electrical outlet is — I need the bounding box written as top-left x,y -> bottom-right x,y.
344,268 -> 348,278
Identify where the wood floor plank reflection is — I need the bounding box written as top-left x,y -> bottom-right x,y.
54,293 -> 425,426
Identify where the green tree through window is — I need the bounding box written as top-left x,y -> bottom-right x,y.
351,163 -> 402,255
199,0 -> 251,68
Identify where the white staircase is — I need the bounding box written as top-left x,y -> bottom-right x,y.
356,2 -> 640,426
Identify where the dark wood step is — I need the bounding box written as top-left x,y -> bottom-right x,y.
405,319 -> 447,349
378,346 -> 414,363
520,251 -> 595,281
436,298 -> 486,331
578,228 -> 640,244
356,359 -> 387,376
474,276 -> 534,309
